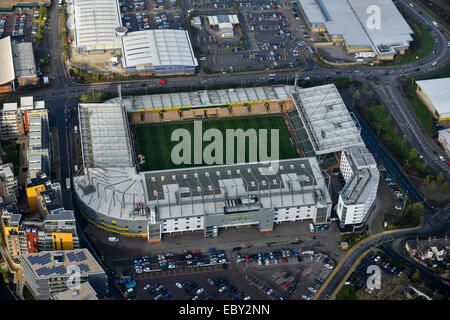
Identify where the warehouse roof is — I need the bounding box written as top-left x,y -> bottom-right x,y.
0,37 -> 15,85
416,78 -> 450,116
12,41 -> 37,78
291,84 -> 365,154
78,103 -> 134,168
72,0 -> 122,49
298,0 -> 413,55
121,30 -> 198,69
109,85 -> 294,111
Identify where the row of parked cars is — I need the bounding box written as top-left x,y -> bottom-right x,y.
237,248 -> 302,265
370,253 -> 404,276
211,277 -> 251,300
381,169 -> 404,210
158,252 -> 176,269
176,281 -> 212,300
134,256 -> 151,273
144,282 -> 173,300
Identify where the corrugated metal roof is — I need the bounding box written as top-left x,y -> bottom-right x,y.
416,78 -> 450,116
73,0 -> 122,48
121,30 -> 198,68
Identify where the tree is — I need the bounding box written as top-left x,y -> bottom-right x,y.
352,90 -> 361,107
427,181 -> 437,194
409,148 -> 419,160
441,181 -> 449,194
436,172 -> 445,184
412,269 -> 420,281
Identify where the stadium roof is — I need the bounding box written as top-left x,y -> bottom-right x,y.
78,103 -> 134,168
416,78 -> 450,116
72,0 -> 122,49
0,37 -> 15,85
121,30 -> 198,69
19,249 -> 104,279
74,166 -> 147,221
109,85 -> 295,111
291,84 -> 365,154
0,0 -> 50,10
73,158 -> 331,221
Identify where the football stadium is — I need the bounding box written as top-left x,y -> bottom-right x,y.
73,84 -> 366,241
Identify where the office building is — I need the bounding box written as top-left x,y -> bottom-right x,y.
336,147 -> 379,230
19,249 -> 107,300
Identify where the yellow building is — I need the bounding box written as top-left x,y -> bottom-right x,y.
52,232 -> 74,250
26,179 -> 46,212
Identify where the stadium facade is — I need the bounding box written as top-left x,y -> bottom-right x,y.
73,84 -> 379,241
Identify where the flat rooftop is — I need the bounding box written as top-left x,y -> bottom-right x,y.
12,41 -> 37,77
54,282 -> 98,300
108,85 -> 295,111
20,249 -> 104,279
416,78 -> 450,116
291,84 -> 365,154
78,103 -> 134,168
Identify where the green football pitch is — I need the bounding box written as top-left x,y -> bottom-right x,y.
134,115 -> 298,171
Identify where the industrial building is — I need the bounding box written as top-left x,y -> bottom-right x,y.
291,84 -> 365,154
120,29 -> 198,74
336,147 -> 379,231
297,0 -> 414,59
416,78 -> 450,121
438,129 -> 450,156
0,0 -> 50,11
207,14 -> 239,38
19,249 -> 107,300
71,0 -> 123,52
11,40 -> 38,87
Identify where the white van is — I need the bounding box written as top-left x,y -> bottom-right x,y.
108,237 -> 119,243
431,61 -> 437,66
432,21 -> 439,28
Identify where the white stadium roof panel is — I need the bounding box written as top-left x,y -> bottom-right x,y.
0,37 -> 15,85
292,84 -> 365,154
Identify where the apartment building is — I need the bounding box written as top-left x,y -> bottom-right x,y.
336,147 -> 379,230
19,249 -> 107,300
1,207 -> 79,259
0,103 -> 21,140
0,163 -> 19,198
